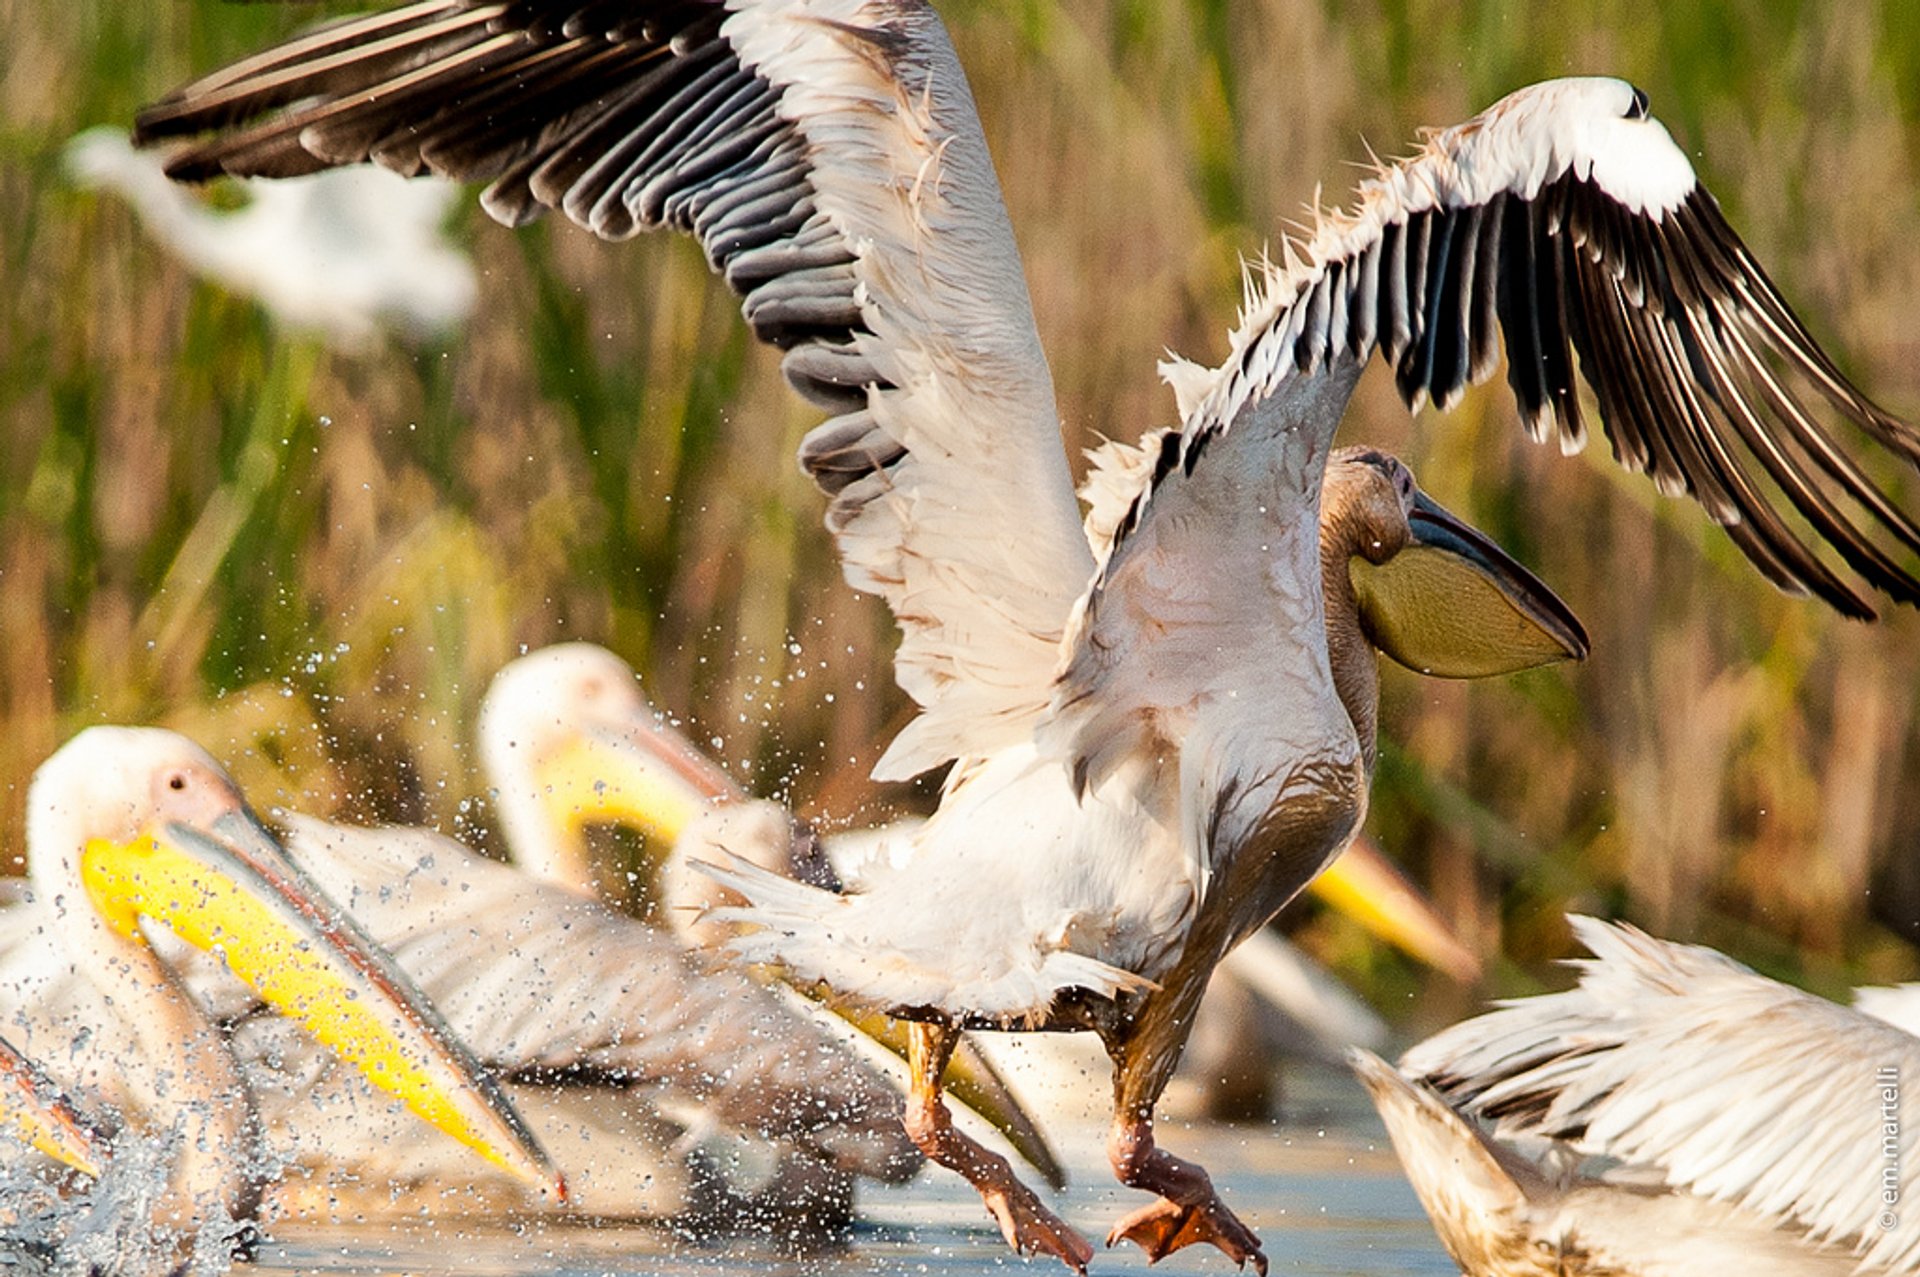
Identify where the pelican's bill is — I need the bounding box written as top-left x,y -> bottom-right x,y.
538,723 -> 741,852
1306,837 -> 1482,983
0,1033 -> 109,1178
1352,490 -> 1591,678
80,810 -> 566,1200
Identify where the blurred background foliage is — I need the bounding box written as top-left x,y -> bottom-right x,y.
2,0 -> 1918,1028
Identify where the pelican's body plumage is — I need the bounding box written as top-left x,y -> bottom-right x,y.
139,3 -> 1920,1267
1360,917 -> 1920,1275
255,810 -> 922,1222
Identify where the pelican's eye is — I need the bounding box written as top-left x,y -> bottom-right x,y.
1625,86 -> 1649,121
167,773 -> 187,792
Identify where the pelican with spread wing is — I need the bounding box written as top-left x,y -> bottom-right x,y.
139,4 -> 1920,1268
1360,917 -> 1920,1275
484,639 -> 1481,1130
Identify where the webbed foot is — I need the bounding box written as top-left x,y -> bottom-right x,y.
1107,1193 -> 1266,1273
985,1179 -> 1095,1272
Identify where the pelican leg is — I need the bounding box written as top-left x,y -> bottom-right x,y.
903,1021 -> 1092,1272
1102,987 -> 1268,1275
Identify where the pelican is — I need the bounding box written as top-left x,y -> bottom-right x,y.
1357,916 -> 1919,1275
64,126 -> 474,348
139,3 -> 1920,1268
0,727 -> 561,1261
479,622 -> 1473,1128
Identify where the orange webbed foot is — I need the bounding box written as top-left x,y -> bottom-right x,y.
1107,1195 -> 1266,1274
984,1180 -> 1095,1273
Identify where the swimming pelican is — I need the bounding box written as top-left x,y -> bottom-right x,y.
474,642 -> 1064,1181
1359,916 -> 1918,1275
138,4 -> 1920,1268
64,126 -> 474,348
0,726 -> 561,1259
248,641 -> 1059,1223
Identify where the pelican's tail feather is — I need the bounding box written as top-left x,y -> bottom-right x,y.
695,852 -> 1150,1025
1350,1050 -> 1536,1214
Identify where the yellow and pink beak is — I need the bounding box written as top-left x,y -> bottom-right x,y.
0,1033 -> 109,1179
80,805 -> 566,1201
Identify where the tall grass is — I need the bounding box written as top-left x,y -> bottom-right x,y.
2,0 -> 1916,1008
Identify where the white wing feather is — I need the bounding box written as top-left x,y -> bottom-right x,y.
1403,917 -> 1920,1274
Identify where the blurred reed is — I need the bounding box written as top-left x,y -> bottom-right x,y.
1,0 -> 1917,1015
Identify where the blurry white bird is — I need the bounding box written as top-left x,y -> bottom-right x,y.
454,642 -> 1064,1189
65,126 -> 474,348
1358,916 -> 1920,1275
0,727 -> 561,1263
138,3 -> 1920,1268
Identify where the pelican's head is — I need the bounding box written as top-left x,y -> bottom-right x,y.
478,644 -> 740,895
24,726 -> 565,1202
26,726 -> 252,920
1322,447 -> 1589,679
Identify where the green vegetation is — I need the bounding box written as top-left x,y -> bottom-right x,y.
3,1 -> 1916,1009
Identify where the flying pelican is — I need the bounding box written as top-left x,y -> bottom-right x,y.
477,621 -> 1471,1128
1357,916 -> 1918,1275
0,726 -> 562,1261
64,126 -> 474,348
138,3 -> 1920,1268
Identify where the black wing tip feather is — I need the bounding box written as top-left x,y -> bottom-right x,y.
1475,173 -> 1920,620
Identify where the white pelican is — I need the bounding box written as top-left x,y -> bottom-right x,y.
138,4 -> 1920,1268
474,643 -> 1063,1154
245,641 -> 1063,1219
1358,916 -> 1919,1275
0,727 -> 561,1259
484,634 -> 1471,1127
64,126 -> 474,348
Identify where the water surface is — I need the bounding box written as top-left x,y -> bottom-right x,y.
250,1072 -> 1453,1277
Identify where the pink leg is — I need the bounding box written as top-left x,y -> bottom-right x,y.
1101,981 -> 1267,1274
904,1022 -> 1094,1273
1106,1116 -> 1266,1274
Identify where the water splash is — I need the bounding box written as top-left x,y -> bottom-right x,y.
0,1129 -> 249,1277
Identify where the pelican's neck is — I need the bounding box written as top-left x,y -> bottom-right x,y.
482,741 -> 598,898
1319,516 -> 1381,773
50,896 -> 260,1226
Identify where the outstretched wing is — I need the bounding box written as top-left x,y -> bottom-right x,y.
1151,76 -> 1920,619
1402,916 -> 1920,1274
137,0 -> 1095,780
